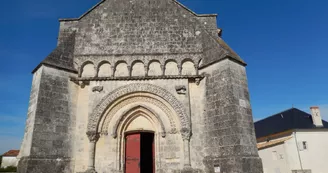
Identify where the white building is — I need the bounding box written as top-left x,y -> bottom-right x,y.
255,107 -> 328,173
1,150 -> 19,168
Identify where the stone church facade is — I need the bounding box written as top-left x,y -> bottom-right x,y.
17,0 -> 263,173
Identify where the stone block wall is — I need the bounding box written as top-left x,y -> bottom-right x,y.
18,0 -> 263,172
19,68 -> 42,159
18,66 -> 78,173
200,59 -> 263,173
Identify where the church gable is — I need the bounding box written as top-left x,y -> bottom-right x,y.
63,0 -> 219,55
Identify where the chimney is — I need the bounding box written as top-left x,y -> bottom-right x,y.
310,106 -> 323,127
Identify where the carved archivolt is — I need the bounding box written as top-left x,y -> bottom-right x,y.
87,83 -> 190,138
100,95 -> 177,135
111,106 -> 167,138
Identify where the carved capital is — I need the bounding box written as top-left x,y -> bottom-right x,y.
161,131 -> 166,138
100,131 -> 108,136
180,128 -> 191,141
86,131 -> 100,142
111,132 -> 118,139
170,128 -> 178,134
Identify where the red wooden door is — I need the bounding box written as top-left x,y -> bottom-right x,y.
125,134 -> 140,173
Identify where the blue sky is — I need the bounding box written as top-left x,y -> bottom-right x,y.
0,0 -> 327,153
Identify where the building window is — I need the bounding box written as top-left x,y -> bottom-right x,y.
298,141 -> 308,151
302,141 -> 307,150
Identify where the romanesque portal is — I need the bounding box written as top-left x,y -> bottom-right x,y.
17,0 -> 263,172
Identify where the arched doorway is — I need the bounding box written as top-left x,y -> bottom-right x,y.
115,106 -> 161,172
125,132 -> 155,173
86,83 -> 192,173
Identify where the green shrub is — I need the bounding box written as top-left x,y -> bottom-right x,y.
0,166 -> 17,172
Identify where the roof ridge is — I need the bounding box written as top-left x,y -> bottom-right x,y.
59,0 -> 218,22
255,107 -> 296,122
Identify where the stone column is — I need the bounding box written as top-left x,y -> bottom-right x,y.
127,65 -> 132,77
194,64 -> 199,75
181,128 -> 191,169
144,65 -> 149,76
161,65 -> 165,76
94,66 -> 98,78
110,66 -> 115,77
183,139 -> 191,167
86,131 -> 100,173
178,65 -> 182,75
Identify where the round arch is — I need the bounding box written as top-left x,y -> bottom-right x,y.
87,83 -> 191,139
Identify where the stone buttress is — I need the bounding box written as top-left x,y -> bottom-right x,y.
17,0 -> 263,173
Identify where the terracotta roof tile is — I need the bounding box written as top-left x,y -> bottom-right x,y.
2,150 -> 19,157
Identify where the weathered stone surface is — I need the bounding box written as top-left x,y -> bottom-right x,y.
18,66 -> 78,173
199,59 -> 263,173
18,157 -> 72,173
18,0 -> 262,172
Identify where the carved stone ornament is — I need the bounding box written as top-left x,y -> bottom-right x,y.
175,85 -> 187,95
79,81 -> 86,88
87,83 -> 191,135
92,86 -> 104,93
86,131 -> 100,142
195,78 -> 201,85
110,105 -> 167,139
100,95 -> 177,135
180,127 -> 191,141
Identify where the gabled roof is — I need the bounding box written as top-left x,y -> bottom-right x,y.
59,0 -> 217,22
254,108 -> 328,139
32,32 -> 77,73
2,150 -> 19,157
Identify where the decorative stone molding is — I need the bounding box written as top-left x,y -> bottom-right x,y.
175,85 -> 187,95
100,95 -> 177,135
87,83 -> 191,137
75,54 -> 202,78
86,131 -> 100,142
111,106 -> 167,139
71,75 -> 204,82
92,86 -> 103,93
